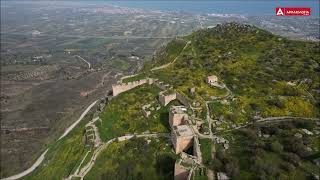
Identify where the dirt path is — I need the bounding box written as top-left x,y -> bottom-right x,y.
74,55 -> 91,69
1,100 -> 99,180
67,133 -> 170,179
151,41 -> 191,71
214,116 -> 320,134
58,100 -> 98,141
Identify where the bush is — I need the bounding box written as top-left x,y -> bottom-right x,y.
270,141 -> 284,153
282,152 -> 300,166
281,162 -> 296,172
293,120 -> 314,130
266,98 -> 285,109
155,154 -> 175,178
224,157 -> 240,178
212,159 -> 223,171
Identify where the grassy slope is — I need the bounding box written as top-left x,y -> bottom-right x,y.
143,23 -> 319,125
98,84 -> 169,141
84,137 -> 177,180
199,139 -> 214,166
22,23 -> 320,180
215,120 -> 320,180
24,115 -> 92,180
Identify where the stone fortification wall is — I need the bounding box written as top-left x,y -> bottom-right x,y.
112,78 -> 154,96
154,81 -> 171,91
193,136 -> 202,164
159,92 -> 190,107
174,162 -> 189,180
176,93 -> 190,107
159,93 -> 177,106
173,135 -> 194,154
169,113 -> 186,128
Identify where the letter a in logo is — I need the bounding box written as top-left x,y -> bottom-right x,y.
276,8 -> 284,16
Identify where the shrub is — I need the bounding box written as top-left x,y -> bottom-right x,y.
270,141 -> 284,153
225,158 -> 240,178
281,162 -> 296,172
282,152 -> 300,166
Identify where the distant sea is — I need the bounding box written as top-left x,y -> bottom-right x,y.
2,1 -> 319,17
101,0 -> 320,16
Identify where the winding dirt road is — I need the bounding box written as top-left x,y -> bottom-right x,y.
1,100 -> 98,180
58,100 -> 98,140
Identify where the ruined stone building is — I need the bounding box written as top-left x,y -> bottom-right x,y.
174,162 -> 190,180
206,75 -> 225,89
169,106 -> 195,154
159,92 -> 190,107
206,75 -> 218,84
171,125 -> 194,154
169,106 -> 188,127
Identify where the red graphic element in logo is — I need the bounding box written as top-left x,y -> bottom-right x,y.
276,7 -> 311,16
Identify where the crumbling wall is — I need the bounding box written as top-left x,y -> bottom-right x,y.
176,93 -> 190,107
193,136 -> 202,164
154,81 -> 168,90
172,135 -> 194,154
159,92 -> 191,107
169,113 -> 186,127
159,93 -> 177,106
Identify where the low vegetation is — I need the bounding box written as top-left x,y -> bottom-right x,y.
22,23 -> 320,180
84,137 -> 177,180
98,85 -> 169,141
213,120 -> 319,180
24,114 -> 93,180
145,23 -> 319,126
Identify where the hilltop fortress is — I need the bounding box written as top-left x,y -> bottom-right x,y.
111,77 -> 203,180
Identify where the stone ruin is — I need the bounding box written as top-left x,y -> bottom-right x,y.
158,91 -> 190,107
169,106 -> 188,127
206,75 -> 225,89
112,77 -> 172,97
174,162 -> 189,180
172,125 -> 194,154
141,102 -> 161,118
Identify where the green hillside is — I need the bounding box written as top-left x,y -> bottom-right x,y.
25,23 -> 320,180
146,23 -> 320,120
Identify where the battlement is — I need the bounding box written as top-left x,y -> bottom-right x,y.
112,78 -> 154,96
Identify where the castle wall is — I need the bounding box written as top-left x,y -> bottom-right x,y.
176,93 -> 190,107
159,92 -> 190,107
154,81 -> 167,90
169,113 -> 186,128
193,136 -> 202,164
174,162 -> 189,180
172,136 -> 194,154
159,93 -> 177,106
112,78 -> 154,96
